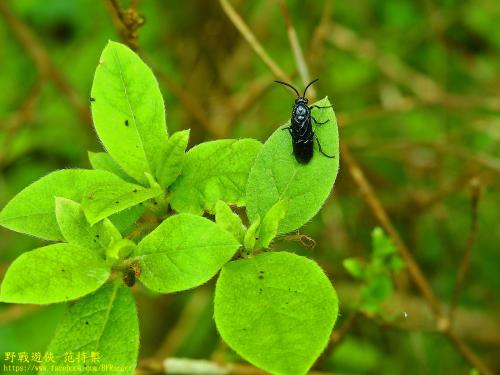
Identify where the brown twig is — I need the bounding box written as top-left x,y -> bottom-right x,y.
219,0 -> 289,82
327,22 -> 500,111
137,357 -> 338,375
278,0 -> 315,97
0,2 -> 91,126
341,144 -> 443,315
315,311 -> 358,367
106,0 -> 144,51
449,178 -> 481,321
0,79 -> 43,167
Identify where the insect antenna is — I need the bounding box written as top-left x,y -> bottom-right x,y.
303,78 -> 319,97
274,80 -> 301,97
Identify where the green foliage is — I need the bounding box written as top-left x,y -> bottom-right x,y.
215,200 -> 246,243
214,252 -> 339,375
0,243 -> 109,304
88,151 -> 133,182
80,175 -> 163,225
156,129 -> 190,189
91,41 -> 167,185
343,227 -> 405,314
40,282 -> 139,375
0,41 -> 340,375
55,197 -> 122,252
170,139 -> 262,215
243,215 -> 261,251
133,213 -> 240,293
257,199 -> 288,249
0,169 -> 128,241
246,97 -> 339,233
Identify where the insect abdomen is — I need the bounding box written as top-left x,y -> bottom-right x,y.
293,139 -> 313,164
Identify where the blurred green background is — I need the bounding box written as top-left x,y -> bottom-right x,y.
0,0 -> 499,374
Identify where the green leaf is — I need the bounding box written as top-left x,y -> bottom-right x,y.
214,252 -> 338,375
0,243 -> 109,304
343,258 -> 365,279
91,41 -> 167,185
56,198 -> 122,252
0,169 -> 127,241
372,227 -> 397,257
361,275 -> 393,314
134,213 -> 240,293
109,205 -> 145,236
215,200 -> 246,243
81,178 -> 163,225
243,215 -> 260,251
246,97 -> 339,234
156,129 -> 190,188
257,199 -> 288,249
170,139 -> 262,215
88,151 -> 133,182
40,282 -> 139,375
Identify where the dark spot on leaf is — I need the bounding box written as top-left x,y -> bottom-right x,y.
125,119 -> 129,126
61,269 -> 65,272
133,189 -> 138,193
95,234 -> 100,238
115,201 -> 119,204
85,321 -> 89,325
259,288 -> 263,293
258,275 -> 264,280
93,239 -> 97,243
153,201 -> 158,205
139,202 -> 143,206
90,97 -> 95,102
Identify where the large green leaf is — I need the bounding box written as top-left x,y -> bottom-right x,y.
170,139 -> 262,215
133,213 -> 240,293
40,282 -> 139,375
81,177 -> 163,225
214,252 -> 338,375
246,97 -> 339,233
0,244 -> 110,304
0,169 -> 126,241
91,41 -> 167,185
55,198 -> 122,252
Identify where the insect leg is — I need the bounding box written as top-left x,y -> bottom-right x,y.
314,134 -> 335,158
309,104 -> 334,110
311,116 -> 329,125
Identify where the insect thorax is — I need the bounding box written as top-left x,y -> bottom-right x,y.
292,103 -> 310,122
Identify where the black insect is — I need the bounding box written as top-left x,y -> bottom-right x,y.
123,268 -> 136,287
123,264 -> 140,287
275,78 -> 335,164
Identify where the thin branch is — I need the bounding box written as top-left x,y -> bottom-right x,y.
340,143 -> 443,315
219,0 -> 289,82
0,79 -> 43,167
106,0 -> 144,51
327,22 -> 500,111
315,311 -> 358,367
137,357 -> 338,375
0,2 -> 91,126
278,0 -> 315,98
449,178 -> 481,321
